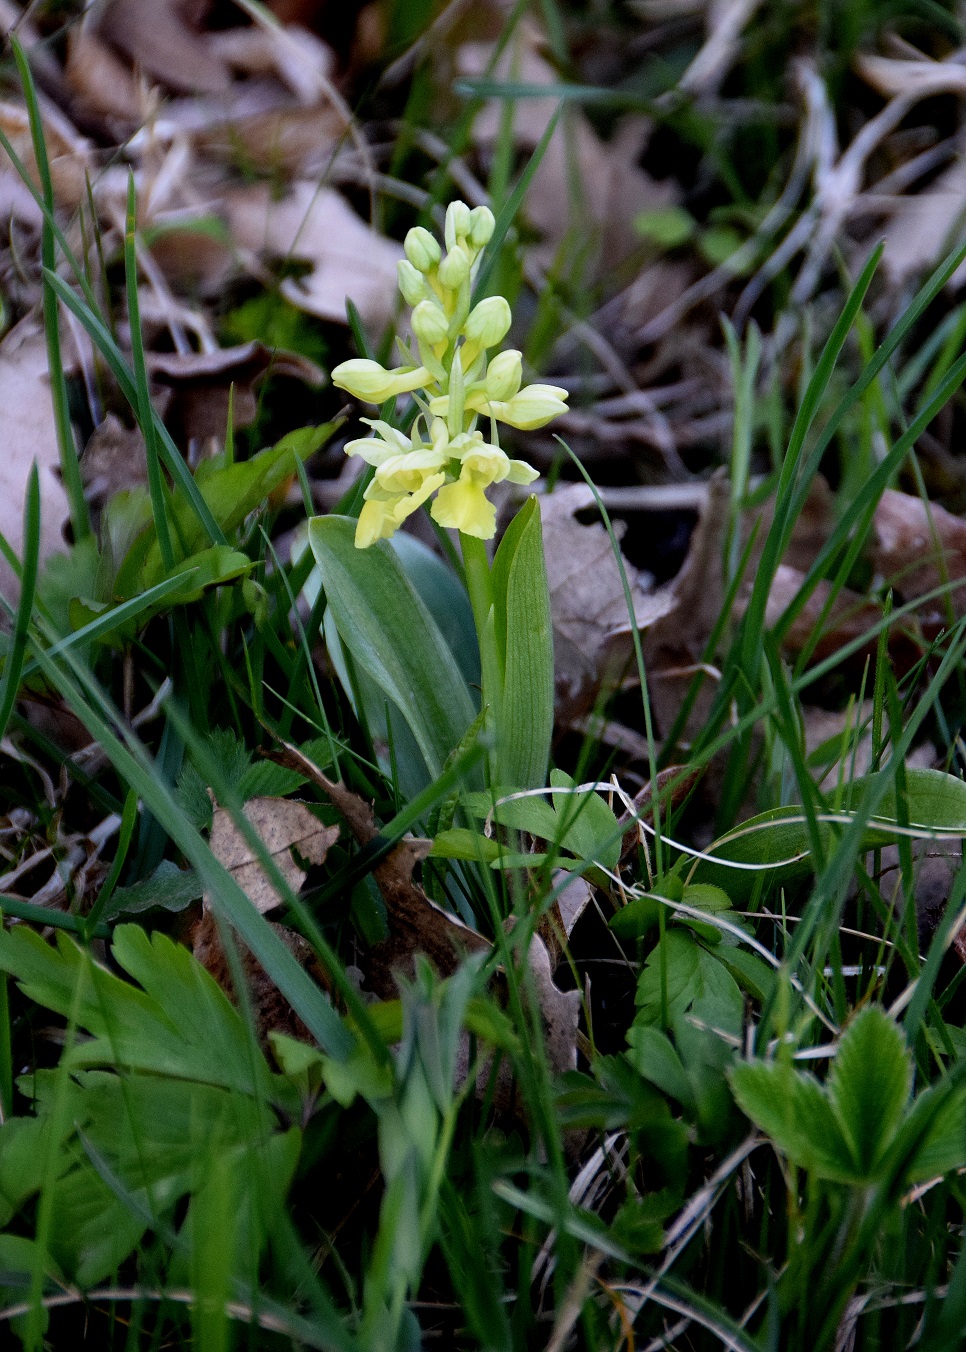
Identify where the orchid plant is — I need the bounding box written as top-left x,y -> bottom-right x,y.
311,202 -> 567,791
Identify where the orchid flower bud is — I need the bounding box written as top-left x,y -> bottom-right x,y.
484,349 -> 523,402
404,226 -> 441,273
468,205 -> 495,250
411,300 -> 450,347
444,200 -> 473,252
463,296 -> 511,350
438,246 -> 471,290
397,258 -> 429,306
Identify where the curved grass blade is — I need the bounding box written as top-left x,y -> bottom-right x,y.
0,465 -> 39,742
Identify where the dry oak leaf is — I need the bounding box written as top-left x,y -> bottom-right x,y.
541,482 -> 676,718
205,796 -> 338,915
0,319 -> 71,607
225,183 -> 404,330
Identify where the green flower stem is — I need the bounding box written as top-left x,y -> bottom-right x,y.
460,531 -> 503,776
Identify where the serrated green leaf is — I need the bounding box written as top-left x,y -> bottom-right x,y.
729,1060 -> 857,1181
100,859 -> 201,920
828,1008 -> 912,1174
626,1024 -> 695,1112
635,930 -> 700,1025
0,925 -> 278,1101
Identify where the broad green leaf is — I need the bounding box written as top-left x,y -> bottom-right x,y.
729,1060 -> 857,1182
139,425 -> 333,587
550,770 -> 621,870
492,496 -> 554,789
462,788 -> 561,841
308,515 -> 477,781
827,1008 -> 912,1174
691,767 -> 966,898
390,532 -> 480,690
428,827 -> 502,864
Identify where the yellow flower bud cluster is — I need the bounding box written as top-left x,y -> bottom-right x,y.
330,201 -> 569,548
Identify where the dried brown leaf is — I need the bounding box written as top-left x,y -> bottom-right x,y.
460,18 -> 674,269
0,100 -> 90,210
225,183 -> 404,329
80,415 -> 148,512
757,562 -> 923,674
0,320 -> 71,606
148,340 -> 324,442
206,796 -> 338,915
264,744 -> 489,998
97,0 -> 233,95
541,482 -> 676,717
640,475 -> 728,736
880,158 -> 966,287
872,488 -> 966,618
66,29 -> 145,127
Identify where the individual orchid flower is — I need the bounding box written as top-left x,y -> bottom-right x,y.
331,359 -> 432,403
431,440 -> 538,540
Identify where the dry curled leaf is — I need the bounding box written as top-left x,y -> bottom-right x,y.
872,488 -> 966,620
194,794 -> 338,1047
266,743 -> 580,1077
0,319 -> 71,606
265,743 -> 489,998
205,795 -> 338,915
640,474 -> 728,737
80,415 -> 148,513
460,17 -> 674,270
0,99 -> 90,210
149,340 -> 324,443
541,482 -> 676,718
225,183 -> 404,330
880,159 -> 966,289
96,0 -> 233,95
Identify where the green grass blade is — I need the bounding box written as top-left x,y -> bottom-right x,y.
0,465 -> 40,742
42,269 -> 227,548
10,37 -> 91,547
124,176 -> 174,571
